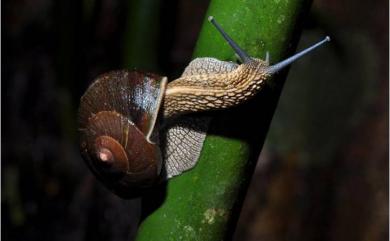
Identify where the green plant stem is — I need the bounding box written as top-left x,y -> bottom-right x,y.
135,0 -> 312,240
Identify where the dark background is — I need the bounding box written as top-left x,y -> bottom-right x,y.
2,0 -> 388,241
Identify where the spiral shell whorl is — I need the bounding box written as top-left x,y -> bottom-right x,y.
78,70 -> 166,196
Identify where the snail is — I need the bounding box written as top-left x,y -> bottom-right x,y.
78,16 -> 330,197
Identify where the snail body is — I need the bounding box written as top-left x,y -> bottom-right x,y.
78,16 -> 330,197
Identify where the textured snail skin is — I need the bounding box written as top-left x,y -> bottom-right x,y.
163,58 -> 269,118
160,115 -> 210,178
160,57 -> 270,178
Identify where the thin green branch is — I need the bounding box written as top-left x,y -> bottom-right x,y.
135,0 -> 312,240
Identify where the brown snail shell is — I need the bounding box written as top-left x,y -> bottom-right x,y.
78,70 -> 167,197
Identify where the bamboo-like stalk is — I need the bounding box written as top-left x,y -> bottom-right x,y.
136,0 -> 312,240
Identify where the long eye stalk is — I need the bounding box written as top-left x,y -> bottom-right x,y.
267,36 -> 331,74
208,16 -> 252,63
209,16 -> 330,70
